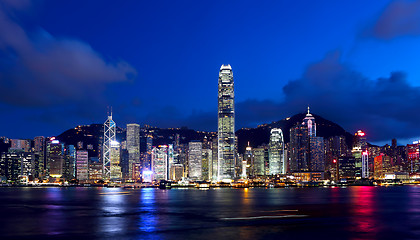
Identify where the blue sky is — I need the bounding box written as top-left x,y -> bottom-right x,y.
2,0 -> 420,145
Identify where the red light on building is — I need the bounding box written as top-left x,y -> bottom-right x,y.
333,159 -> 337,164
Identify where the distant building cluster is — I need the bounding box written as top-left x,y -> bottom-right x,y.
0,65 -> 418,185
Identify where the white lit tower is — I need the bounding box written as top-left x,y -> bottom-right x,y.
269,128 -> 285,175
103,109 -> 116,180
127,123 -> 140,179
353,130 -> 368,178
218,64 -> 235,181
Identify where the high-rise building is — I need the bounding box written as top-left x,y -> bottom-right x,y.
143,135 -> 153,172
310,136 -> 325,172
0,152 -> 22,182
89,158 -> 103,181
202,148 -> 212,180
76,150 -> 89,181
290,108 -> 326,174
244,143 -> 254,178
47,139 -> 64,179
21,152 -> 33,181
352,130 -> 369,178
302,108 -> 325,172
406,143 -> 419,173
103,110 -> 116,180
127,124 -> 140,180
110,141 -> 122,181
33,136 -> 46,180
168,144 -> 174,179
253,146 -> 268,176
63,145 -> 76,181
338,156 -> 357,181
269,129 -> 285,175
218,64 -> 235,180
152,145 -> 169,181
302,107 -> 316,137
188,141 -> 202,180
290,123 -> 309,172
169,164 -> 184,180
211,138 -> 218,181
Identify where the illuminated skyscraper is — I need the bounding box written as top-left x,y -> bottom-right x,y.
269,129 -> 285,175
290,124 -> 309,172
218,64 -> 235,180
302,107 -> 316,137
202,148 -> 212,180
188,141 -> 202,180
110,141 -> 122,181
152,145 -> 168,181
33,136 -> 46,180
253,146 -> 268,176
47,139 -> 64,178
127,123 -> 140,179
352,130 -> 369,178
76,150 -> 89,181
63,145 -> 76,181
103,110 -> 116,180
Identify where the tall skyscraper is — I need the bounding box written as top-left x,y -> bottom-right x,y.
269,129 -> 285,175
76,150 -> 89,181
47,139 -> 64,179
103,110 -> 116,180
33,136 -> 46,180
63,145 -> 76,181
352,130 -> 369,178
302,107 -> 316,137
253,146 -> 268,176
202,148 -> 212,180
188,141 -> 202,180
127,123 -> 140,180
152,145 -> 169,181
218,64 -> 235,180
110,141 -> 122,181
290,123 -> 309,172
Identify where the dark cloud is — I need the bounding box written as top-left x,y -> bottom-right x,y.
0,2 -> 136,107
363,0 -> 420,39
280,51 -> 420,142
162,51 -> 420,143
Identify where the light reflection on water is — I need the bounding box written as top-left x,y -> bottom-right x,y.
408,186 -> 420,236
350,186 -> 377,239
99,188 -> 129,233
2,186 -> 420,239
138,188 -> 158,233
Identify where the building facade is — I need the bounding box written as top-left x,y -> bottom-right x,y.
269,129 -> 285,175
188,141 -> 202,180
127,123 -> 140,180
218,64 -> 235,180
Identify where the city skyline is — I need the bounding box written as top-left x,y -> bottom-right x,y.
2,1 -> 420,145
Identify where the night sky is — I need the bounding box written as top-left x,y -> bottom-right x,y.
1,0 -> 420,145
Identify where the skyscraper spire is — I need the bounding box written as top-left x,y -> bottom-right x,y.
307,105 -> 310,115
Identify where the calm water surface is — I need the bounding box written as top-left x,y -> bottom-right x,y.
1,186 -> 420,240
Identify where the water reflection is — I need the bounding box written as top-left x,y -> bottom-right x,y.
138,188 -> 158,232
99,188 -> 128,233
350,186 -> 377,239
408,186 -> 420,237
42,188 -> 66,235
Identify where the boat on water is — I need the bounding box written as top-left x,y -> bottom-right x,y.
158,180 -> 172,189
